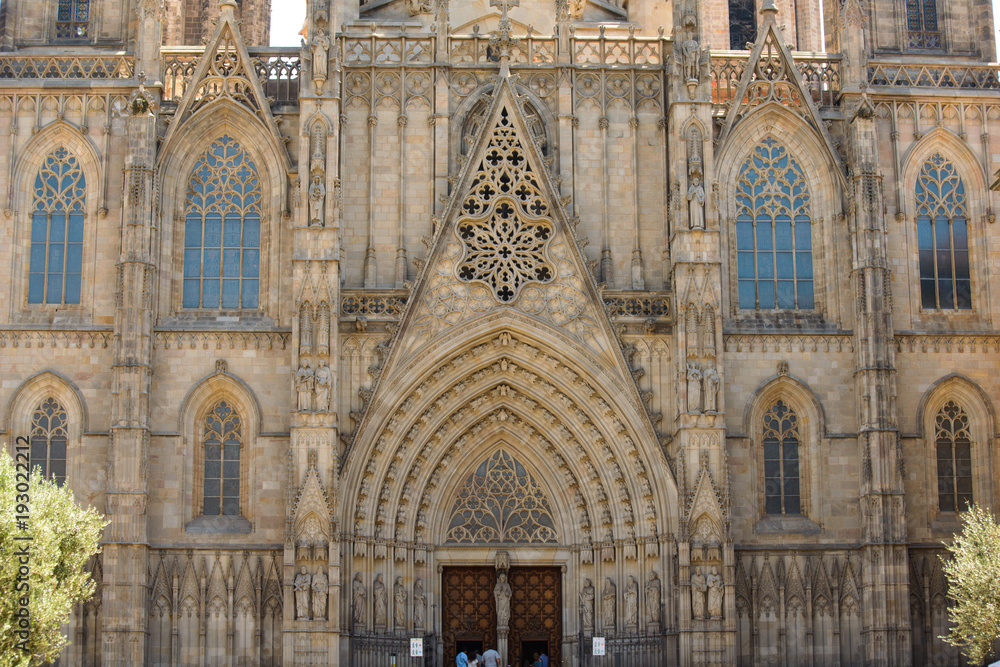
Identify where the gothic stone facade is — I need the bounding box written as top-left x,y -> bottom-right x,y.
0,0 -> 998,665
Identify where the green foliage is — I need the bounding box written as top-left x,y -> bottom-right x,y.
941,503 -> 1000,665
0,451 -> 105,667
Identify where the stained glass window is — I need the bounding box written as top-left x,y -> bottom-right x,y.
183,135 -> 262,310
729,0 -> 757,50
906,0 -> 940,49
29,398 -> 68,486
202,401 -> 242,517
917,153 -> 971,310
762,400 -> 800,515
735,138 -> 814,310
56,0 -> 90,39
30,147 -> 86,305
936,401 -> 973,513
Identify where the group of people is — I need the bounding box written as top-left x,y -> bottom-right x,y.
456,648 -> 548,667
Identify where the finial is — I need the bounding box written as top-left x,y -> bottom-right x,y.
489,0 -> 520,77
761,0 -> 778,14
220,0 -> 238,7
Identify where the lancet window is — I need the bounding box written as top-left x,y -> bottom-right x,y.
916,153 -> 971,310
29,398 -> 68,486
29,147 -> 86,305
183,135 -> 262,310
735,138 -> 814,311
56,0 -> 90,39
906,0 -> 940,49
202,401 -> 243,516
762,400 -> 800,515
935,401 -> 973,513
729,0 -> 757,49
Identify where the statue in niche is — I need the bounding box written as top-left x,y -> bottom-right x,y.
690,566 -> 707,619
312,570 -> 329,620
494,571 -> 512,627
314,359 -> 332,412
702,366 -> 719,413
707,566 -> 724,619
352,573 -> 367,627
645,571 -> 661,625
373,573 -> 388,627
686,364 -> 703,413
309,174 -> 326,227
580,578 -> 595,632
623,575 -> 638,628
295,359 -> 314,411
687,175 -> 706,230
394,576 -> 407,628
682,37 -> 701,83
294,567 -> 312,620
413,578 -> 426,628
601,577 -> 616,630
311,28 -> 331,89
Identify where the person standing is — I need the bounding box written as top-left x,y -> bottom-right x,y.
456,649 -> 468,667
539,651 -> 549,667
481,646 -> 501,667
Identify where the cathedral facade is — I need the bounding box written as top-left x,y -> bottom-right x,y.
0,0 -> 997,664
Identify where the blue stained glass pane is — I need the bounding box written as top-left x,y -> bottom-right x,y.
737,251 -> 754,279
28,275 -> 44,304
756,223 -> 773,250
757,253 -> 774,279
758,281 -> 775,309
49,214 -> 65,243
48,244 -> 65,272
223,216 -> 242,247
185,217 -> 202,247
938,279 -> 954,309
30,245 -> 46,273
184,249 -> 202,277
954,250 -> 969,280
776,281 -> 795,309
222,249 -> 241,277
244,216 -> 260,247
794,220 -> 811,249
797,281 -> 814,309
204,216 -> 222,247
221,280 -> 240,308
775,252 -> 794,279
738,281 -> 755,308
936,251 -> 952,279
775,220 -> 793,250
956,280 -> 972,309
953,218 -> 968,250
46,277 -> 62,304
67,214 -> 84,242
920,279 -> 936,307
64,275 -> 80,304
203,249 -> 221,277
736,221 -> 754,250
183,280 -> 200,308
796,252 -> 813,279
242,280 -> 259,308
935,218 -> 951,250
66,244 -> 82,273
917,217 -> 933,248
31,214 -> 48,242
202,279 -> 220,308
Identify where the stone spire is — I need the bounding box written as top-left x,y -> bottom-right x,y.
489,0 -> 519,77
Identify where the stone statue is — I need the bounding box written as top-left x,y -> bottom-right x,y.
624,575 -> 638,628
494,571 -> 512,627
373,573 -> 388,627
688,175 -> 705,229
295,359 -> 314,411
686,364 -> 703,413
352,573 -> 366,627
294,566 -> 312,620
393,576 -> 407,628
682,38 -> 701,82
580,578 -> 595,632
601,577 -> 616,631
314,359 -> 332,412
645,571 -> 662,625
405,0 -> 433,14
413,578 -> 426,628
690,566 -> 707,620
707,566 -> 724,619
703,366 -> 719,412
311,28 -> 331,87
312,569 -> 328,620
309,174 -> 326,227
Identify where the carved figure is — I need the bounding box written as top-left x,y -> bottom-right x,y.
352,573 -> 366,626
405,0 -> 433,14
601,577 -> 616,630
312,570 -> 328,620
294,567 -> 312,620
690,566 -> 707,619
309,174 -> 326,227
703,366 -> 719,412
686,365 -> 703,413
314,360 -> 332,412
624,575 -> 638,628
295,359 -> 314,411
373,573 -> 387,627
393,576 -> 407,628
707,566 -> 724,619
494,571 -> 512,627
580,578 -> 595,632
311,29 -> 331,86
688,175 -> 705,229
413,578 -> 426,628
682,38 -> 701,82
645,571 -> 661,625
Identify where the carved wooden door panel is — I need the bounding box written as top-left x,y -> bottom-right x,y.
442,567 -> 497,666
509,567 -> 562,667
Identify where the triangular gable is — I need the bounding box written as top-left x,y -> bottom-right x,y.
716,1 -> 841,171
161,0 -> 289,170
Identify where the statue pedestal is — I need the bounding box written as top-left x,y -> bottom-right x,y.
498,627 -> 509,666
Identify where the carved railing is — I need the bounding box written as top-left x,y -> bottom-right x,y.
867,61 -> 1000,91
603,291 -> 672,321
161,47 -> 301,104
342,35 -> 435,65
341,290 -> 409,319
0,53 -> 133,80
449,36 -> 558,66
571,36 -> 664,67
0,328 -> 112,348
710,51 -> 841,110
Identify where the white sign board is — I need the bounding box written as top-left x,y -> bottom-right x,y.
410,638 -> 423,657
592,637 -> 606,656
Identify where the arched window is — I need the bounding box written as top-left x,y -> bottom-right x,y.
762,400 -> 800,515
183,135 -> 262,310
935,401 -> 973,512
202,401 -> 242,516
729,0 -> 757,49
29,147 -> 86,305
56,0 -> 90,39
916,153 -> 971,310
906,0 -> 940,49
735,138 -> 814,310
29,397 -> 68,485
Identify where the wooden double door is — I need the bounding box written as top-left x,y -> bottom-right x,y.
443,566 -> 562,667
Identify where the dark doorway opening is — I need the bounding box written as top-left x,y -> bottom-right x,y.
457,640 -> 484,663
519,639 -> 549,666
